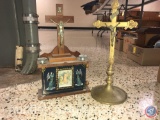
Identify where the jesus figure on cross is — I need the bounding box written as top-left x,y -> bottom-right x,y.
50,19 -> 70,46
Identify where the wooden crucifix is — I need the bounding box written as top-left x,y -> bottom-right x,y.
41,4 -> 80,61
91,0 -> 138,104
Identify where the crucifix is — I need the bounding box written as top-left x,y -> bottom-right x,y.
41,4 -> 80,62
91,0 -> 138,105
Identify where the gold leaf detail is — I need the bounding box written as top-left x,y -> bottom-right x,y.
93,20 -> 102,28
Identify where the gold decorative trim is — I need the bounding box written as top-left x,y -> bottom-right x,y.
93,20 -> 102,28
124,20 -> 138,30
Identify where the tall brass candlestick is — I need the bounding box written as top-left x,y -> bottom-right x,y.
91,0 -> 138,104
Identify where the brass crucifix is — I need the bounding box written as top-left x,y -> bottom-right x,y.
91,0 -> 138,104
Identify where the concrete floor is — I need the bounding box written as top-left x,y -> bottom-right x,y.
0,29 -> 108,89
0,29 -> 160,120
0,68 -> 40,88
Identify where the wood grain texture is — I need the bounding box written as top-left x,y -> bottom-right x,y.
38,85 -> 90,100
45,16 -> 74,23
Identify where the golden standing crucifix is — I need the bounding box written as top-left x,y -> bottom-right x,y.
91,0 -> 138,104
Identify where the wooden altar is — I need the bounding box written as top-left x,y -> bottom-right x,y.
38,4 -> 90,100
38,60 -> 90,100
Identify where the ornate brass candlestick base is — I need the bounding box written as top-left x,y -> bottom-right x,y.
91,64 -> 127,105
91,85 -> 127,105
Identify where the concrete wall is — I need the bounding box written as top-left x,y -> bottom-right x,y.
143,1 -> 160,11
127,0 -> 160,11
0,0 -> 18,67
37,0 -> 160,27
0,0 -> 25,67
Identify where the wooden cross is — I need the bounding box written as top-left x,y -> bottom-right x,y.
42,4 -> 80,60
45,4 -> 74,54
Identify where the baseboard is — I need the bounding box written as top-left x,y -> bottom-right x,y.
38,26 -> 100,30
38,26 -> 138,32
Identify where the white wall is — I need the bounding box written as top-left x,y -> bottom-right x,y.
143,1 -> 160,11
127,0 -> 160,11
37,0 -> 97,27
37,0 -> 160,27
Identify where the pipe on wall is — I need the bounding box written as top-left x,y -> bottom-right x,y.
21,0 -> 40,74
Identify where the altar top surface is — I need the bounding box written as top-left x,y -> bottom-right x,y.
38,60 -> 89,69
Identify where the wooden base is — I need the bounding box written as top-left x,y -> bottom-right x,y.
40,45 -> 80,58
52,53 -> 71,57
38,60 -> 89,69
49,55 -> 77,63
38,85 -> 90,100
